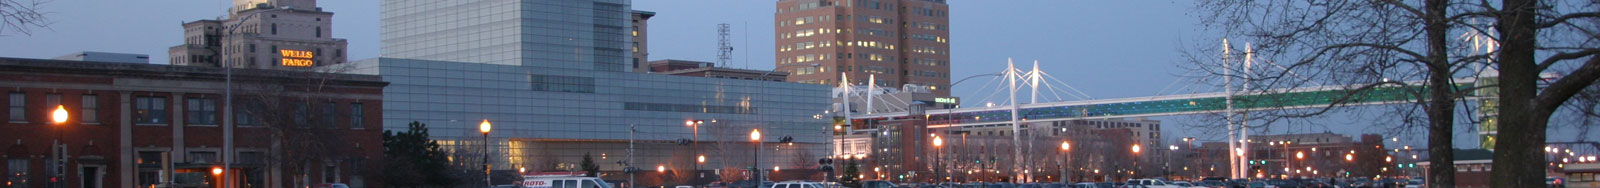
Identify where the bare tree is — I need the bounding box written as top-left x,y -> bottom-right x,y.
1186,1 -> 1519,186
0,0 -> 50,36
231,65 -> 383,187
1491,0 -> 1600,186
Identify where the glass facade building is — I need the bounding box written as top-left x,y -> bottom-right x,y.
381,0 -> 631,71
351,58 -> 833,172
373,0 -> 834,174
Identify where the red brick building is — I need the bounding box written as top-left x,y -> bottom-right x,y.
0,57 -> 386,188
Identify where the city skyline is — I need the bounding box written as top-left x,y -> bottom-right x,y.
0,0 -> 1594,149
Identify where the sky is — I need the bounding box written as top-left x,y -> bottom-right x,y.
1,0 -> 1590,149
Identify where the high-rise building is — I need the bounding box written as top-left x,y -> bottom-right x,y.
775,0 -> 952,96
381,0 -> 631,71
170,0 -> 349,69
631,10 -> 655,73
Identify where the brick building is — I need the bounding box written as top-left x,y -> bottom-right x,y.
0,57 -> 385,188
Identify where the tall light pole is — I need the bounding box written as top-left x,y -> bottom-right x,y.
751,129 -> 762,183
52,105 -> 68,188
480,119 -> 492,186
687,120 -> 703,180
1132,144 -> 1142,179
1060,141 -> 1070,184
933,136 -> 943,183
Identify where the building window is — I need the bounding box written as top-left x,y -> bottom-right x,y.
349,103 -> 363,129
81,95 -> 98,123
323,163 -> 338,183
189,151 -> 218,164
8,93 -> 24,122
45,94 -> 59,112
6,158 -> 28,187
294,103 -> 308,127
235,99 -> 261,126
136,151 -> 163,187
270,23 -> 277,35
322,102 -> 336,128
135,96 -> 168,124
315,26 -> 322,38
238,151 -> 264,165
186,98 -> 218,125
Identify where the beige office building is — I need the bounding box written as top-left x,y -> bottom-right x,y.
170,0 -> 348,70
775,0 -> 952,96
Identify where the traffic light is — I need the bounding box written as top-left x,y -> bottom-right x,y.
1249,160 -> 1255,165
780,136 -> 794,143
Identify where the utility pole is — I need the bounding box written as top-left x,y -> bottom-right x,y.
629,125 -> 636,188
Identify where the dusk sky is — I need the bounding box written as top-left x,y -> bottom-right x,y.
1,0 -> 1590,148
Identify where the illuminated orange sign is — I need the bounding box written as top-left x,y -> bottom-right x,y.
280,49 -> 315,67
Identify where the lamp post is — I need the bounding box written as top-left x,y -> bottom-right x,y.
933,136 -> 943,183
52,105 -> 68,188
1132,144 -> 1141,179
1060,141 -> 1070,184
687,120 -> 703,180
480,119 -> 492,186
751,129 -> 762,183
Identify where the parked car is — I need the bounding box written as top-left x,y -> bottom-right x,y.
1245,182 -> 1274,188
1124,179 -> 1181,188
1548,177 -> 1566,188
862,180 -> 898,188
771,181 -> 826,188
314,183 -> 351,188
1402,178 -> 1423,188
1169,181 -> 1206,188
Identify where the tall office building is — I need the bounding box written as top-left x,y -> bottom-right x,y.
775,0 -> 951,96
170,0 -> 349,69
381,0 -> 631,72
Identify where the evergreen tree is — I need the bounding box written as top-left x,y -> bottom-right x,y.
840,161 -> 861,188
381,121 -> 457,187
582,153 -> 601,177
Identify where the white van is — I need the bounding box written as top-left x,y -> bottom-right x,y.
521,172 -> 614,188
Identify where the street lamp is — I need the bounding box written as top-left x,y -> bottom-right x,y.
933,136 -> 943,182
751,129 -> 762,182
52,105 -> 67,188
480,119 -> 492,187
687,119 -> 704,180
1060,141 -> 1071,184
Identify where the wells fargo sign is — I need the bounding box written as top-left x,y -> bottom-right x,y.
280,49 -> 315,67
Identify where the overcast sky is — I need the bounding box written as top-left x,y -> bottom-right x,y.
1,0 -> 1590,148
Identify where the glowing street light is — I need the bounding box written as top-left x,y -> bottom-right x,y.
657,165 -> 665,173
1061,142 -> 1071,151
479,119 -> 492,187
1346,153 -> 1354,161
212,167 -> 223,175
1132,144 -> 1142,154
751,129 -> 762,141
698,155 -> 706,163
52,105 -> 68,124
1296,151 -> 1304,159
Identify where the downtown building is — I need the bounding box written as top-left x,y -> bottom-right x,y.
170,0 -> 350,70
774,0 -> 953,97
1191,132 -> 1392,179
0,58 -> 386,188
359,0 -> 833,186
